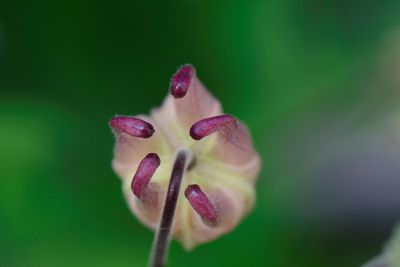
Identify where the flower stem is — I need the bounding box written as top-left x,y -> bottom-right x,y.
149,150 -> 189,267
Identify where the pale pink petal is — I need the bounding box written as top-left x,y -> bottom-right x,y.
123,179 -> 167,230
111,115 -> 170,180
151,65 -> 222,140
174,184 -> 249,250
173,68 -> 222,128
206,120 -> 261,183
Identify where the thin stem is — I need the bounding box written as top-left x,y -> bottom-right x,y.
149,150 -> 189,267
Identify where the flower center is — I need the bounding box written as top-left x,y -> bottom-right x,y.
186,155 -> 196,171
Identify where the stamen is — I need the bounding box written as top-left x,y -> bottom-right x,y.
131,153 -> 161,198
184,184 -> 218,225
189,114 -> 236,140
109,116 -> 155,138
170,64 -> 194,98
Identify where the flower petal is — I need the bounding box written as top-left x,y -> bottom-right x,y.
174,183 -> 250,250
111,115 -> 170,180
151,66 -> 223,146
203,120 -> 261,183
123,178 -> 167,229
173,65 -> 222,125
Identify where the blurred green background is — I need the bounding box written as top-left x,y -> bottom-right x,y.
1,0 -> 400,266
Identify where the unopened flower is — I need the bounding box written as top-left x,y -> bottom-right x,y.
109,65 -> 261,265
362,224 -> 400,267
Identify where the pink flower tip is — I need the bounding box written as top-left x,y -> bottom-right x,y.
184,184 -> 218,226
189,114 -> 236,140
131,153 -> 161,198
170,64 -> 194,98
109,116 -> 155,138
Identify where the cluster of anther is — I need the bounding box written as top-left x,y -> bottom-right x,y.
109,65 -> 237,226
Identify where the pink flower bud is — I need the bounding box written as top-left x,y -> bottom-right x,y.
110,64 -> 261,250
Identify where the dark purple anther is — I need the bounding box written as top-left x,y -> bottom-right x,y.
185,184 -> 218,225
131,153 -> 161,198
190,114 -> 236,140
170,64 -> 194,98
109,116 -> 155,138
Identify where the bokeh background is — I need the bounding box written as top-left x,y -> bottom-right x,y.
1,1 -> 400,266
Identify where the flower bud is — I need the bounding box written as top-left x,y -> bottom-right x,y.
110,64 -> 261,250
